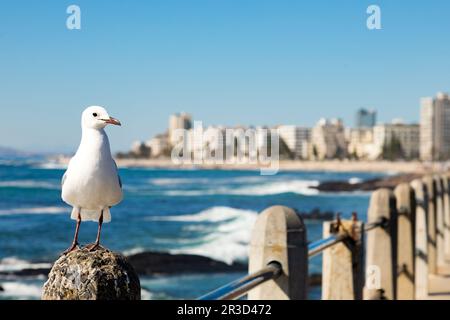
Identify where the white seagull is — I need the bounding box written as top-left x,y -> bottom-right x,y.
61,106 -> 123,253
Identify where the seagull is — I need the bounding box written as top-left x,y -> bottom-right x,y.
61,106 -> 123,254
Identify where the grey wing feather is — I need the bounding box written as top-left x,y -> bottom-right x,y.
114,160 -> 122,189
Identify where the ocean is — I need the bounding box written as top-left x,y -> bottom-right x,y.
0,158 -> 385,300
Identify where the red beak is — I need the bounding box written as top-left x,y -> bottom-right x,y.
103,117 -> 121,126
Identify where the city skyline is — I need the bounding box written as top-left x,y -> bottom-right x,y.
1,1 -> 450,153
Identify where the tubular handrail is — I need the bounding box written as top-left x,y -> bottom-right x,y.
197,217 -> 387,300
197,262 -> 282,300
308,233 -> 347,258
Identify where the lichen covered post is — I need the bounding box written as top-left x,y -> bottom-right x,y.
442,175 -> 450,258
364,189 -> 397,300
248,206 -> 308,300
411,179 -> 428,299
42,247 -> 141,300
322,218 -> 363,300
434,175 -> 446,270
394,183 -> 415,300
423,175 -> 437,274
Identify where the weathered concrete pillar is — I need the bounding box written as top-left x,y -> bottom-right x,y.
322,219 -> 364,300
248,206 -> 308,300
364,189 -> 397,300
394,183 -> 415,300
441,175 -> 450,260
42,247 -> 141,300
434,175 -> 446,270
411,179 -> 428,300
423,175 -> 437,274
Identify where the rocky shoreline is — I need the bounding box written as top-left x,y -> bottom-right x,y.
0,250 -> 322,287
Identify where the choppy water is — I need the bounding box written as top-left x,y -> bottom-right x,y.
0,158 -> 385,299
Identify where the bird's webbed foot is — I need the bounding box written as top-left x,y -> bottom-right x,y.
62,242 -> 80,255
85,242 -> 102,252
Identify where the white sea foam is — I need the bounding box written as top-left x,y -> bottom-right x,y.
154,206 -> 258,264
163,179 -> 319,197
150,178 -> 209,186
0,180 -> 59,190
147,206 -> 257,223
141,288 -> 154,300
348,177 -> 362,184
122,247 -> 146,256
0,257 -> 52,272
229,180 -> 319,196
0,282 -> 43,299
35,162 -> 68,170
0,206 -> 68,216
150,176 -> 264,186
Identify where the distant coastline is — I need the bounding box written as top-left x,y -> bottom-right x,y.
53,156 -> 445,174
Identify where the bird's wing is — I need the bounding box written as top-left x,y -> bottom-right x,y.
114,160 -> 122,189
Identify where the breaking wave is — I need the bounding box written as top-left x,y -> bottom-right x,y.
0,206 -> 68,216
0,282 -> 43,299
0,180 -> 59,190
163,179 -> 319,197
0,257 -> 52,272
149,206 -> 257,264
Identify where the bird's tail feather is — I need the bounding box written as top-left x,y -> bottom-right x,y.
71,207 -> 111,223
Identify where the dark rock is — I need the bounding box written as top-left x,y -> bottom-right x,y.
1,251 -> 247,279
313,173 -> 421,193
127,251 -> 247,275
42,247 -> 140,300
297,208 -> 334,220
0,284 -> 3,292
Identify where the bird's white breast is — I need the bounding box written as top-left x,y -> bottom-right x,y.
61,129 -> 122,210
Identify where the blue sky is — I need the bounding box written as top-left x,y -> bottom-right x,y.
1,1 -> 450,153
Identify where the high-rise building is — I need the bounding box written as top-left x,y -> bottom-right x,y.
420,92 -> 450,161
355,108 -> 377,128
277,125 -> 311,159
168,113 -> 192,146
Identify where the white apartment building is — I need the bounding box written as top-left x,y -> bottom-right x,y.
168,113 -> 192,146
420,92 -> 450,161
278,125 -> 311,159
347,128 -> 376,159
311,118 -> 347,160
371,122 -> 420,159
146,134 -> 169,158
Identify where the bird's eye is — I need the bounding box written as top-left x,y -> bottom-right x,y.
93,113 -> 98,117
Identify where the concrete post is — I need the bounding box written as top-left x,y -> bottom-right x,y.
434,175 -> 446,270
364,189 -> 397,300
441,175 -> 450,260
423,175 -> 437,274
411,179 -> 428,300
322,219 -> 364,300
248,206 -> 308,300
394,183 -> 415,300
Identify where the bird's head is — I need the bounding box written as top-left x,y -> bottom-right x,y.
81,106 -> 121,130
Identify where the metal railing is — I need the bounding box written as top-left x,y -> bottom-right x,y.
197,217 -> 387,300
198,262 -> 282,300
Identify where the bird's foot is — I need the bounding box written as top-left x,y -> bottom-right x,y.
62,242 -> 80,255
85,242 -> 102,252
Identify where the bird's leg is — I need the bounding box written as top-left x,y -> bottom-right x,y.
63,209 -> 82,255
88,210 -> 104,251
